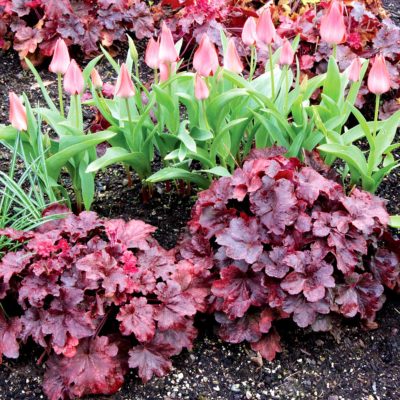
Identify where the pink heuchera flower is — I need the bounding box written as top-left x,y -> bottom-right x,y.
256,8 -> 276,46
158,22 -> 178,64
242,17 -> 257,46
347,57 -> 362,82
224,38 -> 244,74
320,0 -> 346,45
114,63 -> 136,98
90,68 -> 103,89
145,37 -> 160,69
279,38 -> 295,66
49,38 -> 70,75
9,92 -> 27,131
367,54 -> 391,95
63,60 -> 84,95
194,73 -> 209,100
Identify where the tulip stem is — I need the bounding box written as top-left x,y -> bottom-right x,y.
373,94 -> 380,138
154,69 -> 158,85
75,95 -> 80,129
125,98 -> 134,141
268,44 -> 275,99
249,45 -> 257,81
332,44 -> 337,59
57,73 -> 64,117
285,65 -> 289,114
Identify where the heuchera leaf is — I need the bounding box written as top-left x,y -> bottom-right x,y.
0,314 -> 21,362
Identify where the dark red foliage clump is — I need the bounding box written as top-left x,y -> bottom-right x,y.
0,208 -> 210,399
181,148 -> 400,360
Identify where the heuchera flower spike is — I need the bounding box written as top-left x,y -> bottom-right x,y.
367,54 -> 391,95
63,60 -> 84,95
279,39 -> 295,66
193,34 -> 219,77
348,57 -> 362,82
320,0 -> 346,45
114,63 -> 136,98
224,38 -> 244,74
242,17 -> 257,46
256,8 -> 276,46
9,92 -> 27,131
158,22 -> 179,64
49,38 -> 70,75
194,74 -> 209,100
145,37 -> 160,69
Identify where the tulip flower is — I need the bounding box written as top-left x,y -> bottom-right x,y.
347,57 -> 362,82
193,34 -> 219,77
90,68 -> 103,90
242,17 -> 257,46
320,0 -> 346,47
279,39 -> 295,66
114,63 -> 136,98
194,74 -> 209,100
9,92 -> 27,131
256,8 -> 276,47
224,38 -> 244,74
49,38 -> 70,75
145,37 -> 160,70
159,62 -> 177,83
367,54 -> 391,95
158,22 -> 179,64
64,60 -> 84,96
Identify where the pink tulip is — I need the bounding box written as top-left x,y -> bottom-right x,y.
242,17 -> 257,46
193,34 -> 219,77
224,38 -> 244,74
279,38 -> 295,66
348,57 -> 362,82
159,62 -> 177,83
194,74 -> 209,100
49,38 -> 70,75
9,92 -> 27,131
256,8 -> 276,46
145,37 -> 160,69
367,54 -> 391,95
90,68 -> 103,89
63,60 -> 84,95
158,22 -> 179,64
320,0 -> 346,45
114,63 -> 136,98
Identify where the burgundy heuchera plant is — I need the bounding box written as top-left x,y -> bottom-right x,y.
180,147 -> 400,361
0,206 -> 210,399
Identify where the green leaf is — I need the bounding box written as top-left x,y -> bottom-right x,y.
82,55 -> 103,85
178,122 -> 197,153
191,127 -> 213,141
146,168 -> 210,188
389,215 -> 400,228
200,166 -> 231,177
79,159 -> 94,210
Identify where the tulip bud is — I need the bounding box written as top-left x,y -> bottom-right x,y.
367,54 -> 391,95
320,0 -> 346,45
256,8 -> 276,46
63,60 -> 84,96
9,92 -> 27,131
279,38 -> 295,66
159,62 -> 177,83
224,38 -> 244,74
127,35 -> 138,64
158,22 -> 179,64
114,63 -> 136,98
145,38 -> 160,70
193,34 -> 219,77
242,17 -> 257,46
194,74 -> 209,100
49,38 -> 70,75
347,57 -> 362,82
90,68 -> 103,90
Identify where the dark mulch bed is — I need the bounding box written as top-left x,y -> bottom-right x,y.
0,6 -> 400,398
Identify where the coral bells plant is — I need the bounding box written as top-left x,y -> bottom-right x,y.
184,148 -> 400,360
0,207 -> 210,399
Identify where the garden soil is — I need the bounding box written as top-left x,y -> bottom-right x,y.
0,4 -> 400,399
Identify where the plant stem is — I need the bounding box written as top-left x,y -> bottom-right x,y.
154,68 -> 158,85
268,44 -> 275,99
135,62 -> 140,82
373,94 -> 380,138
125,97 -> 134,139
58,73 -> 64,117
332,44 -> 337,59
125,164 -> 132,187
285,65 -> 289,114
75,94 -> 80,129
249,45 -> 257,81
